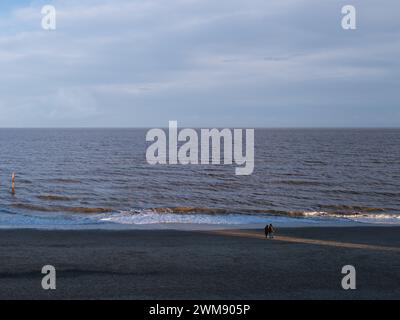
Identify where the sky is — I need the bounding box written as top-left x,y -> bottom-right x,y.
0,0 -> 399,128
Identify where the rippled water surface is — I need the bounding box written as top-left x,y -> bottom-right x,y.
0,129 -> 399,227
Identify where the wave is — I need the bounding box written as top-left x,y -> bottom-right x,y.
37,195 -> 74,201
100,211 -> 296,225
8,202 -> 400,226
11,202 -> 399,218
99,206 -> 400,226
129,206 -> 398,217
135,207 -> 308,217
303,211 -> 400,224
12,203 -> 113,214
319,205 -> 389,212
304,211 -> 400,219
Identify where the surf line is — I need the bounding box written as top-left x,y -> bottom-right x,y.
145,121 -> 254,175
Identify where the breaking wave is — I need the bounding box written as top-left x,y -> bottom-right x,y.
100,210 -> 298,225
6,204 -> 400,227
99,206 -> 400,225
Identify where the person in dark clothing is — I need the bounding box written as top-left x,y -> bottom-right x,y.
264,224 -> 269,238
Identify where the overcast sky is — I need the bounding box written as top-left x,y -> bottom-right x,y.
0,0 -> 399,127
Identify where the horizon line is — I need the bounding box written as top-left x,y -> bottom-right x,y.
0,126 -> 399,130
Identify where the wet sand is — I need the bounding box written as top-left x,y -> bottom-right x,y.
0,226 -> 399,299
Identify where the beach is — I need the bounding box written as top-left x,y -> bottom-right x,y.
0,226 -> 399,300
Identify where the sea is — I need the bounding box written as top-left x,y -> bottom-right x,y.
0,128 -> 399,228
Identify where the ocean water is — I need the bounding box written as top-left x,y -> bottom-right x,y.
0,128 -> 399,228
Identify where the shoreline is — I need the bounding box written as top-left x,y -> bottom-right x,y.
0,215 -> 395,231
0,221 -> 384,231
0,226 -> 399,299
0,219 -> 395,231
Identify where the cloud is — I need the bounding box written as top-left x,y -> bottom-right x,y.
0,0 -> 399,127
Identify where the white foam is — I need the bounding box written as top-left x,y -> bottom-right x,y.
302,211 -> 400,225
100,210 -> 302,225
1,208 -> 399,230
100,210 -> 400,227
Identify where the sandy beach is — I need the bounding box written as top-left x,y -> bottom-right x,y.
0,226 -> 399,300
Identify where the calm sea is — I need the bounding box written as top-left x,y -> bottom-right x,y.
0,128 -> 399,227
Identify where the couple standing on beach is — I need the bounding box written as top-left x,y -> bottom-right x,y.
264,224 -> 275,239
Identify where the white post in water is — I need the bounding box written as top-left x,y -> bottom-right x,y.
11,172 -> 15,194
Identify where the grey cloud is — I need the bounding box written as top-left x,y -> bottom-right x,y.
0,0 -> 399,127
